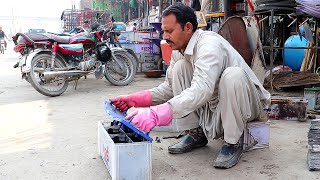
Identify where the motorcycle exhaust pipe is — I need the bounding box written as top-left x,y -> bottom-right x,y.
42,70 -> 90,80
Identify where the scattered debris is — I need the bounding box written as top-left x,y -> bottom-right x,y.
264,71 -> 320,90
162,131 -> 185,139
155,137 -> 161,143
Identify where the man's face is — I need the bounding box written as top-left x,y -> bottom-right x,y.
161,14 -> 193,51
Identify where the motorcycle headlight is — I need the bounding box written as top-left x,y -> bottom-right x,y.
96,43 -> 111,62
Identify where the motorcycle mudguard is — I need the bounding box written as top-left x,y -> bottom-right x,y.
110,47 -> 127,53
20,49 -> 51,73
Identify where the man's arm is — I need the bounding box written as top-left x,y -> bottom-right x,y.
3,32 -> 8,39
149,51 -> 183,105
149,62 -> 174,105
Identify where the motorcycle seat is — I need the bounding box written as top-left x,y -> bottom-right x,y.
44,33 -> 70,44
24,33 -> 70,44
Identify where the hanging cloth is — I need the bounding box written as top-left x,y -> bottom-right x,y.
130,0 -> 137,8
191,0 -> 201,11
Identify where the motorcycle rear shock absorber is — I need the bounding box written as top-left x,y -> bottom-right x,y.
51,42 -> 57,68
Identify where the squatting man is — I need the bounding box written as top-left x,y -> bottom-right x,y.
110,3 -> 270,169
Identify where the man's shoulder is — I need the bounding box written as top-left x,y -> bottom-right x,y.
198,30 -> 221,40
196,30 -> 223,47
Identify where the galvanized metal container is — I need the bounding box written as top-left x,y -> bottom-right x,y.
304,87 -> 320,110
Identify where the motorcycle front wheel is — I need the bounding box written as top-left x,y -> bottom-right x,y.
104,51 -> 136,86
28,54 -> 69,97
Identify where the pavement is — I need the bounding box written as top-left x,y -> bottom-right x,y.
0,43 -> 320,180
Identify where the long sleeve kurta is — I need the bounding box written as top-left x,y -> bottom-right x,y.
150,29 -> 270,119
150,30 -> 270,142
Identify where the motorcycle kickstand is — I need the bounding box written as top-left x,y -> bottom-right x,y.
73,79 -> 79,90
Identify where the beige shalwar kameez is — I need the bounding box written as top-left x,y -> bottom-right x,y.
149,29 -> 271,144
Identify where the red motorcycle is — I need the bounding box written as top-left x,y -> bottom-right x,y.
12,24 -> 136,97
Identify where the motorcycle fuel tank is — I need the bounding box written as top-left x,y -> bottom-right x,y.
69,32 -> 96,45
57,44 -> 83,55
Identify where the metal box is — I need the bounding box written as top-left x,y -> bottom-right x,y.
98,101 -> 152,180
304,87 -> 320,110
243,121 -> 270,151
263,96 -> 307,121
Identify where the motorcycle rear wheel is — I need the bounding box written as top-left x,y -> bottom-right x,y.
104,51 -> 136,86
28,54 -> 69,97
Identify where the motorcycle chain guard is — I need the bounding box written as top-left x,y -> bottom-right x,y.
104,101 -> 153,142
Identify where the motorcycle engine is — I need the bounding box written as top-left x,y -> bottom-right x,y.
79,54 -> 97,71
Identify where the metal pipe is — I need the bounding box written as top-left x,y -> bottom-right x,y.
270,9 -> 274,93
314,18 -> 319,73
262,46 -> 320,50
42,70 -> 90,80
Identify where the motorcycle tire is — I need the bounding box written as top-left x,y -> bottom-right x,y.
104,51 -> 136,86
124,48 -> 139,72
28,54 -> 69,97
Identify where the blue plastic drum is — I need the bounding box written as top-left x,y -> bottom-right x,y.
283,35 -> 308,71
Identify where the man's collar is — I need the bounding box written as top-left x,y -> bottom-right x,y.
184,29 -> 202,55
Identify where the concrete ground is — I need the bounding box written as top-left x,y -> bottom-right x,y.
0,43 -> 320,180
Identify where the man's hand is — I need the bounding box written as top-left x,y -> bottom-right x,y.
110,90 -> 152,111
125,103 -> 173,132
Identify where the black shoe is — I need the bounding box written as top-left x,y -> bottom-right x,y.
168,127 -> 208,154
213,143 -> 243,169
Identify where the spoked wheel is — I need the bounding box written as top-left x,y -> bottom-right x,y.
104,51 -> 136,86
27,54 -> 69,97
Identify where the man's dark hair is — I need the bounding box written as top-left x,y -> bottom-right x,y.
162,3 -> 198,32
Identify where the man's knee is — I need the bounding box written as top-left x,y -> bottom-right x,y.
220,67 -> 246,87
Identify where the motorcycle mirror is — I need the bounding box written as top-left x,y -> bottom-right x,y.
84,20 -> 89,24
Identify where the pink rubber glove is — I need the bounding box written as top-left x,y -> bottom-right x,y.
125,103 -> 173,132
109,90 -> 152,111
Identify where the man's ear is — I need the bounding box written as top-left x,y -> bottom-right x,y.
185,22 -> 194,33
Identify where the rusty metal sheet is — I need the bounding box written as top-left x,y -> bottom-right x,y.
243,16 -> 267,84
218,16 -> 253,66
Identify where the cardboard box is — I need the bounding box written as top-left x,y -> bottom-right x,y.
141,62 -> 158,72
243,121 -> 270,151
121,43 -> 160,55
118,31 -> 135,43
263,96 -> 307,121
134,32 -> 159,43
98,121 -> 152,180
140,53 -> 161,63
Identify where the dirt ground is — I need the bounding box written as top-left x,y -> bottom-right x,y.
1,44 -> 320,180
